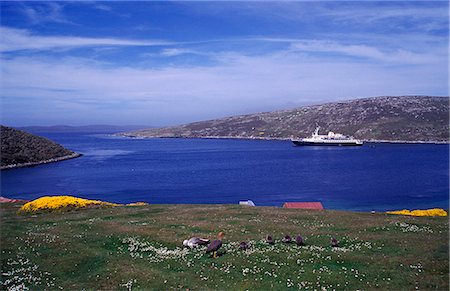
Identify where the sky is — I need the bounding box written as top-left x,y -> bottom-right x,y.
0,1 -> 448,126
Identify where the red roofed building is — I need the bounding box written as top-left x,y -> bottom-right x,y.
0,196 -> 28,203
283,202 -> 324,210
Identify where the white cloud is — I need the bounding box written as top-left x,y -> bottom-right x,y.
319,5 -> 448,25
21,2 -> 74,25
160,48 -> 194,57
0,25 -> 447,125
183,2 -> 448,28
94,4 -> 113,12
288,40 -> 443,64
1,50 -> 447,125
1,27 -> 445,67
0,27 -> 171,52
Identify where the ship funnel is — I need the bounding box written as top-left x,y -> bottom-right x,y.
313,127 -> 320,136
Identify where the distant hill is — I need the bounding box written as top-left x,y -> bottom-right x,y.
1,126 -> 80,170
122,96 -> 449,142
18,125 -> 151,133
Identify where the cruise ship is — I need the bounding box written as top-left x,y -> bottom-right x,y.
292,127 -> 363,146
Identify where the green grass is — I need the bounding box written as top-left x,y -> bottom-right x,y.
1,203 -> 448,290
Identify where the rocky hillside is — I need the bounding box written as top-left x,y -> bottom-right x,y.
122,96 -> 449,142
1,126 -> 80,169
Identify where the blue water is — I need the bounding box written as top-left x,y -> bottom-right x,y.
1,132 -> 448,211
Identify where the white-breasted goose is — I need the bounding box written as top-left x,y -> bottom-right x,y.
183,237 -> 210,248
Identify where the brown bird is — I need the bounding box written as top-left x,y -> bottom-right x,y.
295,235 -> 304,246
239,241 -> 249,250
266,235 -> 274,245
331,237 -> 339,247
282,235 -> 292,243
206,232 -> 225,258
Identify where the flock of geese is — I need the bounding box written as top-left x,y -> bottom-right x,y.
183,232 -> 339,258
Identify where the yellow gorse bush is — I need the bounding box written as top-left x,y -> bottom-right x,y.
20,195 -> 119,213
386,208 -> 448,217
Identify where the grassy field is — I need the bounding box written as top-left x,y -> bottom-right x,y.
1,203 -> 448,290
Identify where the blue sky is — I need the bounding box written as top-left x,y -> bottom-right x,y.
1,1 -> 448,126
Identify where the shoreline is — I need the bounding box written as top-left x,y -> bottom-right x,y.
0,153 -> 82,171
117,134 -> 449,144
1,198 -> 448,214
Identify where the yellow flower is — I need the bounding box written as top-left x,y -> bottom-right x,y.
19,195 -> 118,213
386,208 -> 448,217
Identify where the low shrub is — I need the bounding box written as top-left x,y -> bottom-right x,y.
386,208 -> 448,217
19,195 -> 118,213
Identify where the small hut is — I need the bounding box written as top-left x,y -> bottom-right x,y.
239,200 -> 256,206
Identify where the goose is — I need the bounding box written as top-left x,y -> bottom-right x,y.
282,235 -> 292,243
266,235 -> 274,245
239,241 -> 249,250
331,237 -> 339,247
296,235 -> 304,246
206,232 -> 224,258
183,237 -> 210,249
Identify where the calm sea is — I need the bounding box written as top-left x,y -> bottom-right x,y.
1,132 -> 448,211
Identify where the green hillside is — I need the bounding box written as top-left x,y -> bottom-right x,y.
123,96 -> 449,142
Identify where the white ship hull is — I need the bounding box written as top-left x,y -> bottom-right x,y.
292,127 -> 363,146
292,139 -> 363,146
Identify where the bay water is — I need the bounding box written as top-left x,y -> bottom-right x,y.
1,132 -> 448,211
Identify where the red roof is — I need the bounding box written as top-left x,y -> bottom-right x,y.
0,196 -> 28,203
283,202 -> 324,210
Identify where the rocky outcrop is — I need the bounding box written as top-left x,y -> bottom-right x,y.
1,126 -> 81,170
